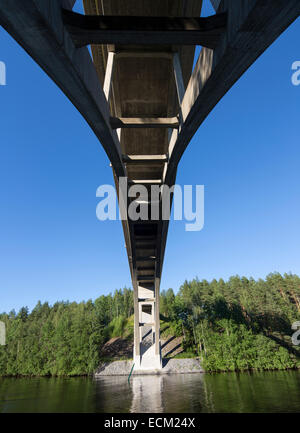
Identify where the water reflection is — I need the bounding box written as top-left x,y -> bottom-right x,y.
203,370 -> 300,413
130,376 -> 164,413
1,371 -> 300,413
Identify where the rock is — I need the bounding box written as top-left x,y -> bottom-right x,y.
94,358 -> 204,376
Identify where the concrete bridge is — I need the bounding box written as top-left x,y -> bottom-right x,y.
1,0 -> 298,371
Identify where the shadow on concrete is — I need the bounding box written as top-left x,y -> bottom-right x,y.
163,343 -> 182,358
161,335 -> 176,350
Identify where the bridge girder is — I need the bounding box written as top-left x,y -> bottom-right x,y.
1,0 -> 299,370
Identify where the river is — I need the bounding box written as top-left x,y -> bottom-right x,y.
0,371 -> 300,413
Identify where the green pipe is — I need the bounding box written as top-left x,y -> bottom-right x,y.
128,363 -> 135,383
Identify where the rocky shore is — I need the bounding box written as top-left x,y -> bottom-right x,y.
94,358 -> 204,376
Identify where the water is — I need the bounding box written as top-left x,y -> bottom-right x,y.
0,371 -> 300,413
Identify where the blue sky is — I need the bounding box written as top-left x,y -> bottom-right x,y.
0,2 -> 299,313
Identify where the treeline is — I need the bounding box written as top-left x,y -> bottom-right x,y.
1,273 -> 300,376
0,288 -> 133,376
160,273 -> 300,371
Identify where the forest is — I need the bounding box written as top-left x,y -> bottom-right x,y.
0,273 -> 300,376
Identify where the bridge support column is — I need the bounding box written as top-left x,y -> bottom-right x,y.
133,279 -> 141,368
133,277 -> 162,371
154,277 -> 161,357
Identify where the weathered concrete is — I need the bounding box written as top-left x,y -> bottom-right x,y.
94,358 -> 204,376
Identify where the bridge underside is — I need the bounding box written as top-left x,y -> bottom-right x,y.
83,0 -> 203,370
0,0 -> 298,370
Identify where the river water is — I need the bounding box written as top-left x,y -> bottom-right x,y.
0,371 -> 300,413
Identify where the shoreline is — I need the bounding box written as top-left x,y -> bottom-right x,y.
1,361 -> 300,378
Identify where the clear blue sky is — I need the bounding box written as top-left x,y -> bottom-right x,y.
0,2 -> 299,313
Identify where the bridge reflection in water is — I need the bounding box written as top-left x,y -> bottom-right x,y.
1,372 -> 300,412
93,371 -> 300,413
130,376 -> 164,413
93,373 -> 207,413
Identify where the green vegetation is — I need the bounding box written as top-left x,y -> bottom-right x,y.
1,273 -> 300,376
160,273 -> 300,371
0,288 -> 133,376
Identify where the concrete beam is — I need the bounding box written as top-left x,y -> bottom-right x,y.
62,9 -> 227,48
116,52 -> 173,60
136,256 -> 156,262
133,278 -> 141,358
110,117 -> 179,129
173,53 -> 185,105
137,266 -> 155,271
128,179 -> 162,184
123,155 -> 168,164
137,275 -> 155,281
103,51 -> 115,101
154,277 -> 160,356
